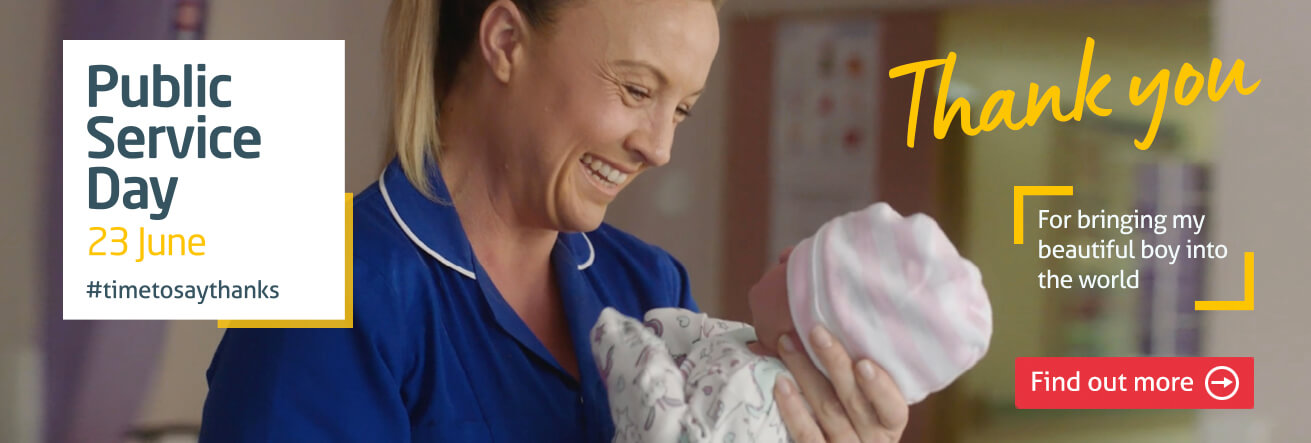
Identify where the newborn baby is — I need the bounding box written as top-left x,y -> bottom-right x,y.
590,203 -> 992,443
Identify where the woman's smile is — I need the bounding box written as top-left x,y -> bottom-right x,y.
578,153 -> 633,197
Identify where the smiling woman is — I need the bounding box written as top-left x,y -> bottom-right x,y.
405,0 -> 721,233
198,1 -> 905,442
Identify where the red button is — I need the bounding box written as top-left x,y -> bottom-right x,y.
1014,357 -> 1253,409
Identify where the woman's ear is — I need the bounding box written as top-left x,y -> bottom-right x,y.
478,0 -> 528,83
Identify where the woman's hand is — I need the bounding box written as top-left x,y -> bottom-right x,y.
774,327 -> 908,443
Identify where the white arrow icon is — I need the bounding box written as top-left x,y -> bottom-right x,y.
1205,366 -> 1239,401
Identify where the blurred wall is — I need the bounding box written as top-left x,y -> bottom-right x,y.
939,5 -> 1214,442
133,0 -> 391,428
941,3 -> 1213,406
0,0 -> 55,441
195,0 -> 392,193
1203,0 -> 1311,441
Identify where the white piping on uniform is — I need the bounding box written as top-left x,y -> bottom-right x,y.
378,169 -> 598,276
577,232 -> 595,271
379,170 -> 478,280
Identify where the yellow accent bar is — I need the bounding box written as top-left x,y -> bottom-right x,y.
1195,252 -> 1255,311
1012,186 -> 1074,245
218,193 -> 354,328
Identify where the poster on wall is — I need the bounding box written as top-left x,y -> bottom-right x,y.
769,19 -> 880,257
172,0 -> 207,39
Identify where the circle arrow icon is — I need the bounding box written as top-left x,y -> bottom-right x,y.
1205,365 -> 1239,401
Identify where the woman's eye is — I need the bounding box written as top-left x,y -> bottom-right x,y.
625,85 -> 652,100
675,105 -> 692,119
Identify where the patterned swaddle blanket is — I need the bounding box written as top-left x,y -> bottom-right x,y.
591,307 -> 790,443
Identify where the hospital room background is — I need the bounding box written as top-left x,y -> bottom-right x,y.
2,0 -> 1306,442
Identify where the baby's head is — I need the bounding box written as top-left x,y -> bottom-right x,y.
745,203 -> 992,403
746,250 -> 793,356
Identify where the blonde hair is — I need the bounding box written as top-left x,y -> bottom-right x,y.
385,0 -> 723,197
386,0 -> 441,197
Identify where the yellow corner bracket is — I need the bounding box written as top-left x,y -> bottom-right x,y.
1013,186 -> 1074,245
217,193 -> 354,328
1195,252 -> 1255,311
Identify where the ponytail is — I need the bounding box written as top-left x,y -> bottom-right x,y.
386,0 -> 441,198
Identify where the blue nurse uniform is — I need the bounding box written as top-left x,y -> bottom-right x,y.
199,159 -> 699,442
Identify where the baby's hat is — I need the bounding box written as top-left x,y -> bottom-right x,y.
786,203 -> 991,404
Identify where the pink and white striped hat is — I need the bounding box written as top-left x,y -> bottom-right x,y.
787,203 -> 991,404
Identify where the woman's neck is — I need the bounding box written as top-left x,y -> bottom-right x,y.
432,80 -> 580,380
436,104 -> 558,288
